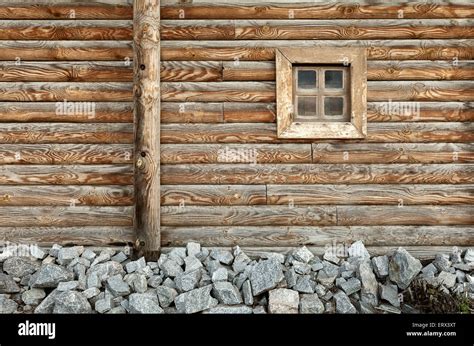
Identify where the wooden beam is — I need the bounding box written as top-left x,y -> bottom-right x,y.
134,0 -> 161,258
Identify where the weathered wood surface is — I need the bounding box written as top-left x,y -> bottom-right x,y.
0,144 -> 133,165
161,61 -> 474,81
0,62 -> 133,82
161,45 -> 473,61
0,226 -> 134,246
0,165 -> 133,185
0,41 -> 133,61
0,5 -> 133,19
161,226 -> 474,247
160,102 -> 472,123
0,102 -> 133,123
161,185 -> 266,205
267,185 -> 474,205
161,123 -> 474,143
312,143 -> 474,163
0,186 -> 134,206
161,19 -> 474,40
161,144 -> 311,164
161,205 -> 337,226
134,0 -> 161,257
161,164 -> 474,185
0,206 -> 133,227
0,82 -> 132,102
161,4 -> 474,19
0,20 -> 132,40
0,123 -> 133,144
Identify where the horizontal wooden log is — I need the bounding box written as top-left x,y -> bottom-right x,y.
161,123 -> 474,143
0,20 -> 132,40
0,123 -> 133,144
161,185 -> 266,205
0,185 -> 134,206
312,143 -> 474,164
0,144 -> 133,164
223,102 -> 276,122
267,184 -> 474,205
161,4 -> 474,19
0,62 -> 133,82
0,5 -> 133,19
0,206 -> 133,227
0,82 -> 132,102
0,102 -> 133,123
161,61 -> 222,82
161,205 -> 337,226
0,165 -> 133,185
0,41 -> 133,61
161,143 -> 312,164
161,164 -> 474,185
159,102 -> 472,123
368,102 -> 474,122
0,226 -> 135,246
163,245 -> 470,261
161,45 -> 473,61
161,102 -> 223,123
161,82 -> 274,102
166,61 -> 474,82
337,206 -> 474,226
161,226 -> 474,248
160,81 -> 474,102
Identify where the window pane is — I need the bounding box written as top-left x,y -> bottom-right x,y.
324,97 -> 344,116
298,70 -> 317,89
297,97 -> 317,116
325,70 -> 343,89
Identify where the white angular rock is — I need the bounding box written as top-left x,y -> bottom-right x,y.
212,282 -> 242,305
334,291 -> 357,314
210,249 -> 234,265
371,255 -> 389,279
268,288 -> 299,314
157,286 -> 178,307
293,247 -> 314,264
348,241 -> 370,259
128,293 -> 163,314
389,248 -> 422,290
250,259 -> 284,295
186,242 -> 201,257
464,248 -> 474,263
299,294 -> 324,314
21,288 -> 46,305
174,285 -> 218,314
31,264 -> 74,288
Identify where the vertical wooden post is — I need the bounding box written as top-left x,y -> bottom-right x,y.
133,0 -> 160,258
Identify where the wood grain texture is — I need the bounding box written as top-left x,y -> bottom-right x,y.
0,206 -> 133,227
0,165 -> 133,185
0,144 -> 133,165
0,186 -> 134,206
0,41 -> 133,61
160,143 -> 312,164
0,123 -> 133,144
0,62 -> 133,82
0,20 -> 132,40
224,103 -> 276,122
161,205 -> 337,226
161,4 -> 474,19
337,206 -> 474,226
161,185 -> 266,205
267,184 -> 474,205
134,0 -> 161,257
161,102 -> 223,123
312,143 -> 474,164
161,164 -> 474,185
0,5 -> 133,19
0,102 -> 133,123
161,61 -> 222,81
161,226 -> 474,247
161,123 -> 474,143
0,82 -> 132,102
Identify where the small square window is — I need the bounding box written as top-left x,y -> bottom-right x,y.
324,97 -> 344,116
325,70 -> 344,89
276,47 -> 367,139
297,70 -> 317,89
297,97 -> 317,116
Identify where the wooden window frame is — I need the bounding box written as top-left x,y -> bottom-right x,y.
276,47 -> 367,139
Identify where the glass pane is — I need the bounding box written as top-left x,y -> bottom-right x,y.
297,70 -> 317,89
324,97 -> 344,116
297,97 -> 317,116
325,70 -> 343,89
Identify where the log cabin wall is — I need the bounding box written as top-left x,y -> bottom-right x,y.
0,1 -> 136,247
159,0 -> 474,259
